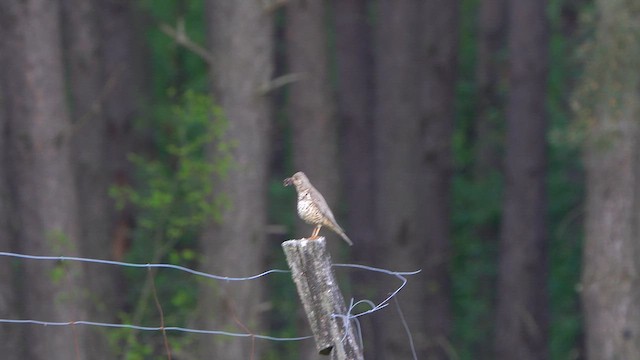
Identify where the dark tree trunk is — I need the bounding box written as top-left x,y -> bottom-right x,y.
62,0 -> 116,357
494,0 -> 549,359
580,0 -> 640,358
374,0 -> 456,358
98,0 -> 144,262
475,0 -> 506,175
0,47 -> 22,359
334,0 -> 375,260
416,0 -> 458,357
286,0 -> 341,235
1,1 -> 89,358
333,1 -> 380,358
199,2 -> 273,359
374,2 -> 421,358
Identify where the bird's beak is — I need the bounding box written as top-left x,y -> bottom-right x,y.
283,177 -> 293,186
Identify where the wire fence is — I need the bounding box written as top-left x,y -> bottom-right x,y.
0,251 -> 420,357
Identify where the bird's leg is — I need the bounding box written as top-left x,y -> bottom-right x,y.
310,225 -> 322,239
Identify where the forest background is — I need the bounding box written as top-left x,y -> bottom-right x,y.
1,0 -> 638,359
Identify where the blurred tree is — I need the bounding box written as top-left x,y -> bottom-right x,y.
374,0 -> 457,358
333,0 -> 381,358
417,0 -> 458,357
0,47 -> 21,357
286,0 -> 341,236
373,1 -> 422,357
474,0 -> 506,175
98,0 -> 145,263
334,0 -> 375,260
61,0 -> 117,357
198,1 -> 274,359
0,0 -> 90,359
494,0 -> 549,359
578,0 -> 640,358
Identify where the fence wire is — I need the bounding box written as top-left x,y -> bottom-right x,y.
0,251 -> 420,354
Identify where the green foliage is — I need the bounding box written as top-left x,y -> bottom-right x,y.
138,0 -> 208,95
111,90 -> 230,239
109,89 -> 230,357
547,1 -> 584,358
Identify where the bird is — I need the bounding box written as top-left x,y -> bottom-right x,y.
284,171 -> 353,246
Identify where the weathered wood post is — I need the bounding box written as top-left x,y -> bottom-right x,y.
282,237 -> 364,359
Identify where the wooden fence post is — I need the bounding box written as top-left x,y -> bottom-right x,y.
282,237 -> 364,359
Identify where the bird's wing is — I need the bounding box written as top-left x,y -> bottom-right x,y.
310,186 -> 338,223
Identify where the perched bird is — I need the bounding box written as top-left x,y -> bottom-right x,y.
284,171 -> 353,246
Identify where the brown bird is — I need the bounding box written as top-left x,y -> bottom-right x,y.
284,171 -> 353,246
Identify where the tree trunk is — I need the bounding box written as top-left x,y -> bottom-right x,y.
494,0 -> 549,359
374,1 -> 456,358
374,2 -> 421,358
1,1 -> 89,359
416,0 -> 458,357
98,0 -> 144,262
199,2 -> 273,359
62,0 -> 117,357
474,0 -> 506,175
286,0 -> 341,237
333,1 -> 380,358
334,0 -> 375,263
580,1 -> 640,358
0,49 -> 22,359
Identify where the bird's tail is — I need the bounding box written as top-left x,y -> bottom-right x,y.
336,229 -> 353,246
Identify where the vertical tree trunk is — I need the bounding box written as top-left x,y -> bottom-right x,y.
374,2 -> 420,358
475,0 -> 506,174
98,0 -> 144,262
494,0 -> 549,359
199,2 -> 273,359
416,0 -> 458,357
334,0 -> 375,261
374,1 -> 456,358
1,1 -> 89,359
286,0 -> 341,233
0,51 -> 22,358
333,1 -> 380,358
62,0 -> 116,357
580,1 -> 640,358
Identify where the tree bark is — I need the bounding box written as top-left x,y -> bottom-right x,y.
199,2 -> 273,359
286,0 -> 341,235
580,1 -> 640,358
0,46 -> 22,359
334,0 -> 375,264
374,2 -> 421,358
62,0 -> 117,357
333,1 -> 381,358
98,0 -> 144,262
1,1 -> 89,359
416,0 -> 458,357
494,0 -> 549,359
474,0 -> 506,175
374,1 -> 456,358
